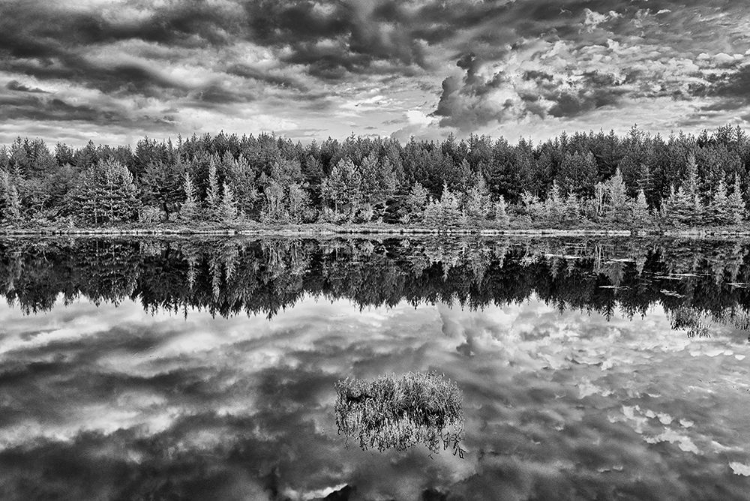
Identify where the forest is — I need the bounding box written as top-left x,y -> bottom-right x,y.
1,125 -> 750,229
2,237 -> 750,338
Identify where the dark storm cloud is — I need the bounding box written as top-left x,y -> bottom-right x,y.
705,65 -> 750,104
0,93 -> 176,128
226,64 -> 309,91
1,50 -> 190,99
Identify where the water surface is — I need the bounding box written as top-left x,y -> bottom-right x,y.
0,237 -> 749,500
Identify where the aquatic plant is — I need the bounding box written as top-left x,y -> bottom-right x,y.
334,371 -> 465,457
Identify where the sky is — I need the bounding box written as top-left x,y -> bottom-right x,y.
1,0 -> 750,147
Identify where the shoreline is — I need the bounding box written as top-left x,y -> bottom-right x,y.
2,224 -> 750,239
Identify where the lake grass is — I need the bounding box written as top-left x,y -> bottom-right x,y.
334,372 -> 465,457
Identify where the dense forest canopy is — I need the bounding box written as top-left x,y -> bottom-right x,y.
1,125 -> 749,227
3,237 -> 750,339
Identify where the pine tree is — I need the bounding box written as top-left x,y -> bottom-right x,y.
493,195 -> 510,227
563,192 -> 580,223
440,183 -> 462,226
544,181 -> 564,223
66,166 -> 100,224
605,168 -> 627,222
521,191 -> 545,221
219,182 -> 238,223
205,156 -> 221,220
287,184 -> 311,223
631,188 -> 650,226
180,172 -> 199,222
4,184 -> 22,224
66,159 -> 139,224
728,176 -> 746,224
100,158 -> 140,223
464,176 -> 490,223
140,159 -> 184,220
594,182 -> 606,218
401,182 -> 428,223
225,154 -> 257,218
321,158 -> 362,219
710,178 -> 731,225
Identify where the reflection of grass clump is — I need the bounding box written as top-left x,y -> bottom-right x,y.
334,372 -> 465,457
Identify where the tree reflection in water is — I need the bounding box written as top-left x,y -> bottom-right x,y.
334,372 -> 465,457
2,236 -> 750,338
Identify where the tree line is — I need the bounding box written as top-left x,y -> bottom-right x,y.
2,125 -> 750,228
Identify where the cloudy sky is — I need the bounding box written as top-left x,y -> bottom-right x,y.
1,0 -> 750,146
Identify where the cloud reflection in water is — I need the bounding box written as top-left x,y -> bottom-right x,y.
0,294 -> 749,500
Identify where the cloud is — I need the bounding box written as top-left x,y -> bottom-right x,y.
5,81 -> 46,93
2,0 -> 750,144
427,0 -> 750,132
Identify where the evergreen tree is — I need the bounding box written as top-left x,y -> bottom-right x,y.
225,154 -> 257,219
728,176 -> 746,224
464,175 -> 490,223
544,181 -> 564,223
401,182 -> 429,223
423,183 -> 461,227
562,192 -> 580,223
709,178 -> 731,225
99,158 -> 140,223
287,184 -> 311,223
65,159 -> 140,224
4,184 -> 22,224
65,166 -> 100,224
593,182 -> 606,219
219,182 -> 239,223
493,195 -> 510,227
521,191 -> 545,221
605,168 -> 627,222
631,188 -> 650,226
140,159 -> 185,220
557,151 -> 597,198
205,156 -> 221,220
180,172 -> 199,222
359,153 -> 396,209
321,158 -> 362,219
260,178 -> 286,222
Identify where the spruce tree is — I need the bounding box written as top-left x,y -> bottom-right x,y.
205,156 -> 221,220
100,158 -> 140,223
631,188 -> 650,226
439,183 -> 462,226
4,184 -> 22,224
544,181 -> 564,223
464,176 -> 490,223
563,193 -> 580,223
493,195 -> 510,227
710,178 -> 731,225
728,176 -> 746,224
180,172 -> 199,222
402,182 -> 428,223
606,168 -> 627,222
219,182 -> 238,224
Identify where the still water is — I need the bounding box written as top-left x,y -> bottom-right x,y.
0,237 -> 749,500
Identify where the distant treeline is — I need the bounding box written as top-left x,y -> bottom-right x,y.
1,125 -> 750,228
3,237 -> 750,337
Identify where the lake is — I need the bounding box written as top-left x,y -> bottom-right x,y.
0,237 -> 749,500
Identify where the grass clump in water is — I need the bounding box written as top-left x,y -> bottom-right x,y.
334,371 -> 465,457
